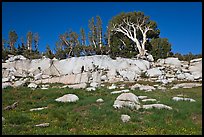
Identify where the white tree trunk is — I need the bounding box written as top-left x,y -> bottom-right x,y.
112,18 -> 152,56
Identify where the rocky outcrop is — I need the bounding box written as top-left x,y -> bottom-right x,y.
2,55 -> 202,89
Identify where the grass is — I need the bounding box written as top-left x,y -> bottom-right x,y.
2,82 -> 202,135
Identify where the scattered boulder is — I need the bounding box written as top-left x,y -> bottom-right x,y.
41,84 -> 49,88
13,80 -> 26,87
30,107 -> 48,111
111,89 -> 130,94
101,75 -> 108,81
139,85 -> 156,92
2,78 -> 10,83
34,73 -> 43,80
142,104 -> 172,110
130,83 -> 141,90
138,96 -> 148,100
41,87 -> 48,90
146,68 -> 162,77
157,86 -> 166,90
141,99 -> 157,102
86,87 -> 96,91
90,82 -> 100,88
28,83 -> 38,89
55,94 -> 79,103
176,73 -> 185,80
35,123 -> 50,127
171,83 -> 202,89
96,98 -> 104,103
6,55 -> 27,62
184,73 -> 194,81
118,70 -> 136,81
113,93 -> 140,110
2,82 -> 12,89
67,83 -> 87,89
121,114 -> 131,123
172,97 -> 196,102
108,84 -> 117,90
164,57 -> 181,68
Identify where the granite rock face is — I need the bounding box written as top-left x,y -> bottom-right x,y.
2,55 -> 202,89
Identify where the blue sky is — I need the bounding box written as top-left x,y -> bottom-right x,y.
2,2 -> 202,54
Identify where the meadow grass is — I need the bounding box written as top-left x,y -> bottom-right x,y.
2,82 -> 202,135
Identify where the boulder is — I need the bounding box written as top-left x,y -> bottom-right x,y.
13,80 -> 26,87
146,54 -> 154,62
6,55 -> 27,62
142,104 -> 172,110
30,107 -> 48,111
2,82 -> 12,89
141,99 -> 157,102
111,89 -> 130,94
118,70 -> 135,81
35,123 -> 50,127
172,97 -> 196,102
86,87 -> 96,91
132,60 -> 150,71
2,78 -> 10,83
55,94 -> 79,102
157,86 -> 166,90
101,75 -> 108,81
2,69 -> 10,78
121,114 -> 131,123
67,83 -> 87,89
108,84 -> 117,89
176,73 -> 185,80
184,73 -> 194,81
96,98 -> 104,103
164,57 -> 181,68
28,83 -> 38,89
171,83 -> 202,89
189,61 -> 202,79
146,68 -> 162,77
34,73 -> 43,80
139,85 -> 156,92
138,96 -> 148,100
113,93 -> 140,110
130,83 -> 141,90
90,82 -> 100,88
190,58 -> 202,63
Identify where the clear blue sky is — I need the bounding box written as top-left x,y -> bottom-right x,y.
2,2 -> 202,54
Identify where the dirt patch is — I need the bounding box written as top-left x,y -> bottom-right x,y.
191,113 -> 202,126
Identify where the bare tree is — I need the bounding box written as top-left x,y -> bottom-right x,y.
34,33 -> 39,50
8,30 -> 18,53
112,17 -> 153,56
26,31 -> 33,52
